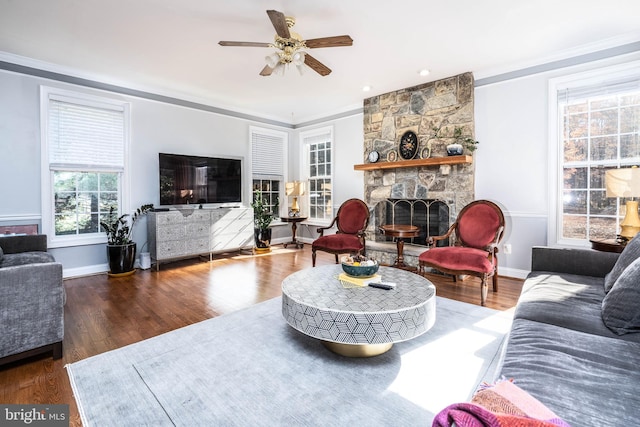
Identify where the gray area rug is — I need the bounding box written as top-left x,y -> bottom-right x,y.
67,296 -> 512,426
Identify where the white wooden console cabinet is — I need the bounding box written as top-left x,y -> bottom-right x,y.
147,207 -> 253,270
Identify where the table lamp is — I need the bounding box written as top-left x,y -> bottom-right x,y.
605,167 -> 640,240
285,181 -> 305,217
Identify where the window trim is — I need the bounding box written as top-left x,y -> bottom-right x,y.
300,126 -> 334,226
547,60 -> 640,247
40,86 -> 131,248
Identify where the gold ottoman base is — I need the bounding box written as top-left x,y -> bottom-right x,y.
322,341 -> 393,357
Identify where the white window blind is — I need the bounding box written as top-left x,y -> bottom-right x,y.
251,129 -> 285,177
558,75 -> 640,104
48,96 -> 125,171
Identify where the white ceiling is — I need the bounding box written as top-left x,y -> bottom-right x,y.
1,0 -> 639,125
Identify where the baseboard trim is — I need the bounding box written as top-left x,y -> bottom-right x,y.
63,264 -> 108,279
499,267 -> 529,280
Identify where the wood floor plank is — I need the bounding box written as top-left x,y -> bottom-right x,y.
0,244 -> 523,426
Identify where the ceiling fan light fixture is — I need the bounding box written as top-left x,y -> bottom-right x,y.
265,52 -> 280,69
292,51 -> 306,66
273,63 -> 286,76
219,10 -> 352,77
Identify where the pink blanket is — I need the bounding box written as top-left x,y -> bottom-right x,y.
432,380 -> 570,427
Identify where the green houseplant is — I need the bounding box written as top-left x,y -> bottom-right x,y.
446,126 -> 479,155
251,190 -> 278,253
100,203 -> 153,274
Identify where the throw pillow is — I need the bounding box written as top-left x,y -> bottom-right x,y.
604,234 -> 640,293
602,256 -> 640,335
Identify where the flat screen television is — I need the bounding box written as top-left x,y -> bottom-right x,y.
159,153 -> 242,206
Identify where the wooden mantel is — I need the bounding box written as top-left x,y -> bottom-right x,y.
353,155 -> 472,171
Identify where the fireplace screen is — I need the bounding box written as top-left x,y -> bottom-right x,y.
382,199 -> 450,247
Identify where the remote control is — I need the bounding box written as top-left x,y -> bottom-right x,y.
368,282 -> 396,290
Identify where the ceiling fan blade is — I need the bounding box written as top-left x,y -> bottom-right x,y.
305,35 -> 353,49
219,41 -> 271,48
266,10 -> 290,39
304,54 -> 331,76
260,65 -> 274,76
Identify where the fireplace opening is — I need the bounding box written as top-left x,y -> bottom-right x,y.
380,199 -> 450,247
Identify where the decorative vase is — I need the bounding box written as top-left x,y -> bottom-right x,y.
254,228 -> 272,253
107,243 -> 137,275
446,143 -> 464,156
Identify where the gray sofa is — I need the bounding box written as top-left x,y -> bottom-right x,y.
0,234 -> 64,365
498,243 -> 640,426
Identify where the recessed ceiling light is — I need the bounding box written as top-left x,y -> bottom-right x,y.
419,69 -> 430,77
362,85 -> 372,92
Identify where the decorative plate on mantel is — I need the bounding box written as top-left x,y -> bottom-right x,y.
399,131 -> 418,160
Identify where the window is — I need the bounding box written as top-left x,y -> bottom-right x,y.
252,179 -> 280,216
551,63 -> 640,245
41,87 -> 130,247
301,127 -> 333,222
250,127 -> 287,217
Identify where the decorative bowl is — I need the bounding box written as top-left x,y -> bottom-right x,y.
446,143 -> 464,156
341,260 -> 380,277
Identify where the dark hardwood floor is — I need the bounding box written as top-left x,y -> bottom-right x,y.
0,244 -> 523,426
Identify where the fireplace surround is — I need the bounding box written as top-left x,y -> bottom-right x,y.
361,72 -> 475,267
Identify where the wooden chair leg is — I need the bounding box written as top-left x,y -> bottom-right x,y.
493,256 -> 499,292
53,341 -> 63,359
312,250 -> 317,267
480,275 -> 488,306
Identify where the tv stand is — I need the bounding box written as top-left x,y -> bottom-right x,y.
148,207 -> 253,270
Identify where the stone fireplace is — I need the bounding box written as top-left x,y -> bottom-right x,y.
360,72 -> 476,267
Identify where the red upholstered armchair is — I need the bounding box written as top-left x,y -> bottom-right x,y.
418,200 -> 505,306
312,198 -> 370,267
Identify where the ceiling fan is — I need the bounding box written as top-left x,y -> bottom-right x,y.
218,9 -> 353,77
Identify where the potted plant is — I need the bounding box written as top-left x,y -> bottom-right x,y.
446,126 -> 479,155
251,190 -> 279,253
100,203 -> 154,275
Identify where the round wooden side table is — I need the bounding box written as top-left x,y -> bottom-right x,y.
281,216 -> 307,249
589,238 -> 626,253
379,224 -> 420,270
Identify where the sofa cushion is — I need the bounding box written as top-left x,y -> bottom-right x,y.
516,271 -> 640,343
0,251 -> 56,268
602,256 -> 640,335
604,234 -> 640,293
500,318 -> 640,427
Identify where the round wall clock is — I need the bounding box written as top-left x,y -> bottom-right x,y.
399,131 -> 418,160
368,150 -> 380,163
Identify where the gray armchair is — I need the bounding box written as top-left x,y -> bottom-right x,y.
0,234 -> 64,365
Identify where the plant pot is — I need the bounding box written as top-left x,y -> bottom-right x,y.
446,143 -> 464,156
254,228 -> 272,253
107,243 -> 137,274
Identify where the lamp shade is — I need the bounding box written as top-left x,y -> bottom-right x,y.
285,181 -> 305,197
605,168 -> 640,198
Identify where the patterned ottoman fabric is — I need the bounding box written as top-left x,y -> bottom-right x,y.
282,265 -> 436,345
